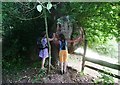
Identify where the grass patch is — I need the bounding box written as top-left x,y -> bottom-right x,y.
32,69 -> 47,83
94,68 -> 115,85
79,71 -> 85,77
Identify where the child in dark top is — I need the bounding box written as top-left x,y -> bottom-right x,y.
57,33 -> 82,74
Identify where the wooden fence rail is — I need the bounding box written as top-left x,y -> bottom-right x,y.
74,51 -> 120,79
85,65 -> 120,79
85,57 -> 120,71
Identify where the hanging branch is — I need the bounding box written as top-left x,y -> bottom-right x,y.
3,10 -> 43,21
24,3 -> 38,14
15,13 -> 43,21
18,2 -> 32,10
3,2 -> 44,21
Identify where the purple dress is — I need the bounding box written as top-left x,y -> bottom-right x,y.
39,37 -> 49,59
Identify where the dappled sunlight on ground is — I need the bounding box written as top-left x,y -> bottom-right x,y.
67,54 -> 82,72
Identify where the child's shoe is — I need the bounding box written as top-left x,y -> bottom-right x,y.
60,71 -> 63,75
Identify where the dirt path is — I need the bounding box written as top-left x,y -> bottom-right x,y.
40,67 -> 94,83
3,61 -> 95,83
3,49 -> 119,83
14,65 -> 94,83
3,53 -> 119,84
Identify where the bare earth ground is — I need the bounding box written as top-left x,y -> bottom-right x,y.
3,53 -> 119,83
2,54 -> 95,83
40,67 -> 94,83
2,66 -> 95,83
16,67 -> 95,83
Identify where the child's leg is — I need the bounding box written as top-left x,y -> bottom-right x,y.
41,58 -> 46,69
63,62 -> 67,73
59,50 -> 64,74
63,50 -> 68,73
60,62 -> 63,73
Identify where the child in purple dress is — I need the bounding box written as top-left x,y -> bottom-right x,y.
39,32 -> 55,69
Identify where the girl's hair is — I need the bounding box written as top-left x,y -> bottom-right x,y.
59,33 -> 65,40
41,31 -> 46,37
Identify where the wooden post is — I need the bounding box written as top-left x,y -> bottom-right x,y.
81,39 -> 87,72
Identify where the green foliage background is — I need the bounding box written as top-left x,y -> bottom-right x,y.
2,2 -> 119,69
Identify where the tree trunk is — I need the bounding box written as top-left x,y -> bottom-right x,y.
51,41 -> 59,66
51,16 -> 82,66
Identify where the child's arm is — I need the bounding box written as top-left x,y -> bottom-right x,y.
48,38 -> 54,41
48,33 -> 56,41
67,37 -> 81,43
68,28 -> 83,43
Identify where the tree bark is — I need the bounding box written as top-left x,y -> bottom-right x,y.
51,16 -> 83,66
51,41 -> 59,66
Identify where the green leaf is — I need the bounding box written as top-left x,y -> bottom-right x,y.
37,5 -> 42,12
47,2 -> 52,10
37,0 -> 41,3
